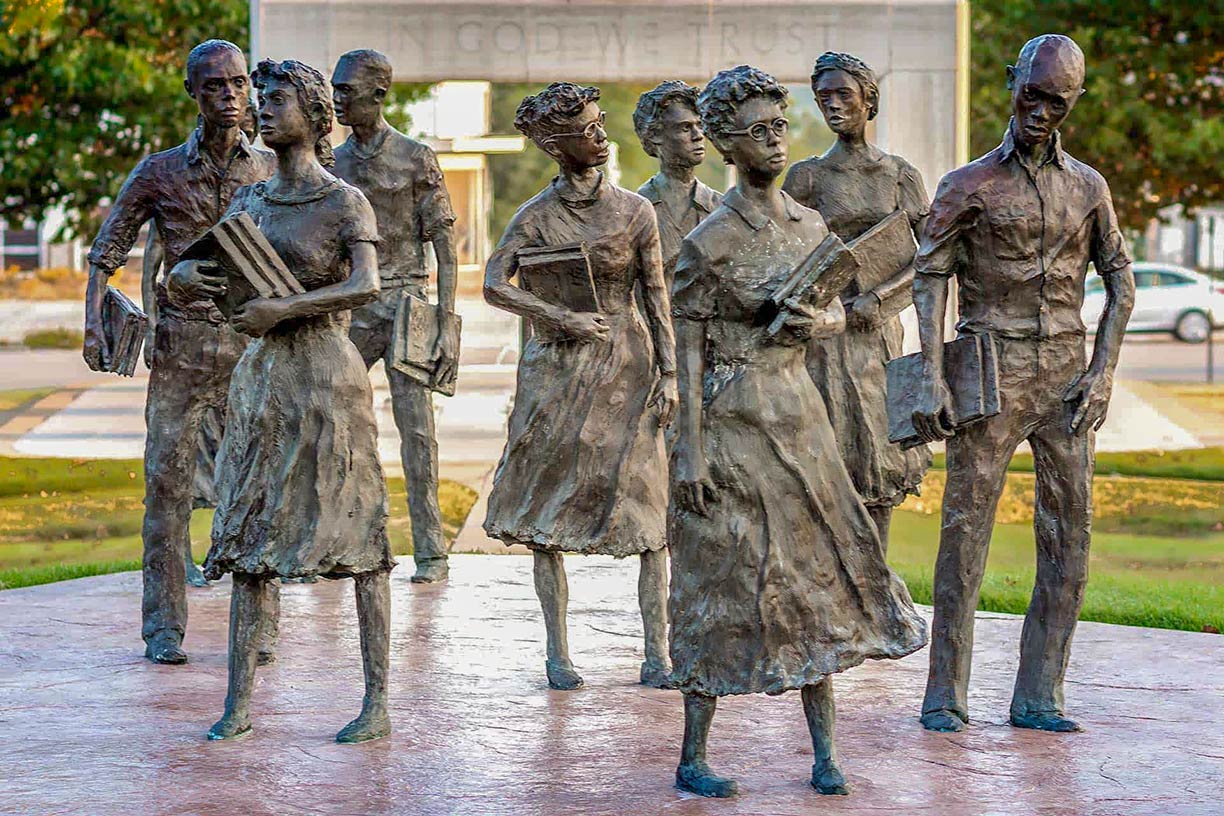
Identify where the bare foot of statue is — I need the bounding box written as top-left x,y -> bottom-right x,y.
545,657 -> 584,690
336,707 -> 391,744
1010,711 -> 1082,733
144,636 -> 188,665
410,560 -> 449,584
639,658 -> 675,689
676,761 -> 738,798
811,760 -> 849,795
185,555 -> 210,588
920,708 -> 967,732
207,713 -> 252,741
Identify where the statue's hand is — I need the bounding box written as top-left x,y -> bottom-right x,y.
673,446 -> 716,517
846,292 -> 882,331
432,313 -> 460,385
556,310 -> 610,343
1064,367 -> 1113,434
232,297 -> 285,337
650,372 -> 678,428
912,369 -> 957,443
82,313 -> 110,372
166,259 -> 226,306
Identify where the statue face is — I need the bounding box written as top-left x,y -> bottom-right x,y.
257,76 -> 312,150
652,101 -> 705,169
543,101 -> 611,170
1008,57 -> 1081,149
188,48 -> 249,130
332,59 -> 384,128
720,95 -> 788,180
813,68 -> 869,137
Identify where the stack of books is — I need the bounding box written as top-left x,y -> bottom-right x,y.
391,293 -> 462,397
102,286 -> 148,377
885,334 -> 1001,449
182,211 -> 303,317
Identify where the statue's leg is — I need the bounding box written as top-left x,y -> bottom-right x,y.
337,569 -> 392,743
802,678 -> 848,794
1010,418 -> 1092,733
141,318 -> 210,664
676,693 -> 737,798
207,573 -> 266,740
921,412 -> 1018,731
638,548 -> 673,687
389,368 -> 448,584
533,550 -> 582,689
867,504 -> 892,557
185,405 -> 224,587
257,580 -> 280,666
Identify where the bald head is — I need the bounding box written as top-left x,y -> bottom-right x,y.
1006,34 -> 1086,151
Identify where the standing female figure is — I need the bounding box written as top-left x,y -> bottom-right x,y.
668,65 -> 927,798
483,83 -> 678,690
782,52 -> 933,550
170,59 -> 393,743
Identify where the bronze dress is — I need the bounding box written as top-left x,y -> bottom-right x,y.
483,175 -> 671,557
783,151 -> 932,507
204,177 -> 393,580
668,189 -> 927,696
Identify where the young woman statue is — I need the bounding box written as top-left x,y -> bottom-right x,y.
668,65 -> 928,798
482,83 -> 678,690
169,59 -> 393,744
782,52 -> 933,551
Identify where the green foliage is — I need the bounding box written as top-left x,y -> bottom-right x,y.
970,1 -> 1223,231
0,387 -> 54,412
1,0 -> 249,238
22,327 -> 82,348
930,445 -> 1224,483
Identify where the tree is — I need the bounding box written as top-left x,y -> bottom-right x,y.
970,1 -> 1223,232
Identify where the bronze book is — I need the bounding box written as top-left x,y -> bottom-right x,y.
182,211 -> 303,317
885,334 -> 1000,449
390,292 -> 462,397
515,242 -> 601,314
851,210 -> 918,294
102,285 -> 148,377
762,232 -> 856,337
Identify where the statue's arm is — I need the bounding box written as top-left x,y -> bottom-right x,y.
482,210 -> 570,332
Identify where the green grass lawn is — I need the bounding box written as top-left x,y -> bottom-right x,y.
931,445 -> 1224,483
0,387 -> 55,413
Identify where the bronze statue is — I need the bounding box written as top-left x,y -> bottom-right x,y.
782,52 -> 932,552
332,49 -> 459,584
911,34 -> 1135,733
83,40 -> 276,664
632,81 -> 721,289
482,83 -> 678,690
668,65 -> 927,798
169,59 -> 393,743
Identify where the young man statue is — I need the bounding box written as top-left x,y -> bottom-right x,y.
84,40 -> 278,664
911,34 -> 1135,733
632,81 -> 722,289
331,49 -> 459,583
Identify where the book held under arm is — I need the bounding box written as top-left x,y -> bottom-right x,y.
515,242 -> 600,313
849,210 -> 917,295
885,334 -> 1000,449
391,292 -> 463,397
181,211 -> 303,318
102,285 -> 148,377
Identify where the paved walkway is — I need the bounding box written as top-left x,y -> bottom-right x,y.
0,556 -> 1219,816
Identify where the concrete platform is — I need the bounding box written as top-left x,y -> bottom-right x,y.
1,555 -> 1220,816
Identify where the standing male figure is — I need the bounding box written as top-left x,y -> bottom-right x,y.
331,49 -> 459,584
83,40 -> 277,664
632,81 -> 722,290
911,34 -> 1135,732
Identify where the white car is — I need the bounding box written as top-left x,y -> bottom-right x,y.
1082,263 -> 1224,343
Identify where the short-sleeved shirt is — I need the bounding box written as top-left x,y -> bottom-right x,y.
914,121 -> 1131,340
637,174 -> 721,288
333,126 -> 456,285
88,127 -> 276,322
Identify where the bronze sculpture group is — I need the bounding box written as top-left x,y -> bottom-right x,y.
85,31 -> 1134,798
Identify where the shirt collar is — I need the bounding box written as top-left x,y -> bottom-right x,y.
641,175 -> 719,215
723,187 -> 803,231
998,117 -> 1066,169
186,125 -> 255,166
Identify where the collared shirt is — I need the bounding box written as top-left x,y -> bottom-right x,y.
333,126 -> 456,286
637,174 -> 721,287
915,120 -> 1131,339
89,127 -> 275,322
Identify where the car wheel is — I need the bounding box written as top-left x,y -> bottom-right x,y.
1174,310 -> 1211,343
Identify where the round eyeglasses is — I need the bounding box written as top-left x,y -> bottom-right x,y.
725,117 -> 790,142
546,111 -> 607,142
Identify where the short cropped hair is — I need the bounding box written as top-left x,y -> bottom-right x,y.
810,52 -> 879,121
186,39 -> 245,91
1014,34 -> 1086,89
633,81 -> 700,157
514,82 -> 601,146
698,65 -> 788,142
252,59 -> 335,167
336,49 -> 393,93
